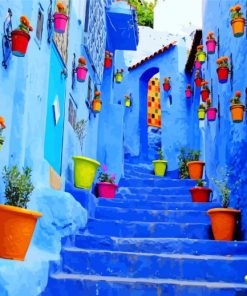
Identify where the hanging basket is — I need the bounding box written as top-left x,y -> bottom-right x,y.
201,89 -> 210,102
185,89 -> 192,99
198,109 -> 206,120
11,30 -> 30,57
76,66 -> 88,82
54,13 -> 68,33
104,57 -> 112,68
217,67 -> 229,83
230,104 -> 245,123
207,107 -> 217,121
163,83 -> 171,91
206,40 -> 216,54
194,77 -> 202,87
92,99 -> 102,113
231,17 -> 245,37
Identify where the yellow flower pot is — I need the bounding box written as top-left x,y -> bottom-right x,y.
115,73 -> 123,83
153,160 -> 168,177
197,52 -> 206,63
198,109 -> 205,120
125,98 -> 131,107
72,156 -> 100,189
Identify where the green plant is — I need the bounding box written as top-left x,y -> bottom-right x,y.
196,179 -> 206,187
198,103 -> 206,111
2,166 -> 34,209
158,148 -> 164,160
178,147 -> 200,179
98,164 -> 116,184
74,119 -> 87,153
230,91 -> 242,105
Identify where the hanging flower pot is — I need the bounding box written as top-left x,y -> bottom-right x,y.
115,69 -> 124,83
216,56 -> 229,83
207,107 -> 217,121
230,91 -> 245,122
76,57 -> 88,82
125,95 -> 131,107
194,78 -> 202,87
97,165 -> 118,198
230,5 -> 245,37
195,61 -> 202,69
196,45 -> 206,64
206,32 -> 216,54
11,16 -> 33,57
200,80 -> 210,102
72,156 -> 100,189
198,108 -> 206,120
187,161 -> 205,180
0,116 -> 6,151
163,77 -> 171,91
92,91 -> 102,113
104,51 -> 113,68
185,84 -> 193,98
190,180 -> 212,202
54,2 -> 68,33
208,208 -> 240,241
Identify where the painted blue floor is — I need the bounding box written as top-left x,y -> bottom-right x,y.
42,162 -> 247,295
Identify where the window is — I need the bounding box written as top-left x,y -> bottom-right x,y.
68,95 -> 77,129
87,76 -> 92,103
35,4 -> 44,49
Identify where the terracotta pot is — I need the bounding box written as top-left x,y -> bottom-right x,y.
201,89 -> 210,102
208,208 -> 240,241
163,83 -> 171,91
187,161 -> 205,180
0,205 -> 42,261
230,104 -> 245,123
11,30 -> 30,57
97,182 -> 118,198
92,99 -> 102,113
194,77 -> 202,87
207,107 -> 217,121
104,57 -> 112,68
206,40 -> 216,54
198,109 -> 206,120
217,67 -> 229,83
185,89 -> 192,98
189,187 -> 212,202
231,17 -> 245,37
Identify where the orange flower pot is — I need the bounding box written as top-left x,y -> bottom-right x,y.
208,208 -> 240,241
92,99 -> 102,113
0,205 -> 42,261
231,17 -> 245,37
187,161 -> 205,180
230,104 -> 245,123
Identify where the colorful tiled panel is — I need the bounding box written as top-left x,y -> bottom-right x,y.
147,77 -> 161,128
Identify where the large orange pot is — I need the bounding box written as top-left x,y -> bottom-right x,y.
92,99 -> 102,113
231,17 -> 245,37
208,208 -> 240,241
0,205 -> 42,261
187,161 -> 205,180
230,104 -> 245,123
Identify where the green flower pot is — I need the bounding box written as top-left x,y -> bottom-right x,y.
153,160 -> 168,177
72,156 -> 100,189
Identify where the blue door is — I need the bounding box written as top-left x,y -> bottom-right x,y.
44,42 -> 66,175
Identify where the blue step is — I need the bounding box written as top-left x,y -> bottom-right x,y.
86,218 -> 211,239
116,193 -> 191,202
119,178 -> 196,188
98,198 -> 219,210
95,206 -> 210,223
43,274 -> 247,296
61,248 -> 247,283
75,234 -> 247,256
124,163 -> 153,174
118,187 -> 192,196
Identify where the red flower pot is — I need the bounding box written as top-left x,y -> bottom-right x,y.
189,187 -> 212,202
104,57 -> 112,68
185,89 -> 192,98
163,83 -> 171,91
194,78 -> 202,87
207,107 -> 217,121
97,182 -> 118,198
217,67 -> 229,83
11,30 -> 30,57
201,89 -> 210,102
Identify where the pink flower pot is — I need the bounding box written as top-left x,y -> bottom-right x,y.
76,66 -> 88,82
207,107 -> 217,121
185,89 -> 192,98
97,182 -> 118,198
195,61 -> 202,69
206,40 -> 216,54
54,13 -> 68,33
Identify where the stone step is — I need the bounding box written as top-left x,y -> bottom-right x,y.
95,206 -> 210,223
75,234 -> 247,256
116,193 -> 192,202
61,248 -> 247,283
85,218 -> 211,239
118,187 -> 193,196
124,163 -> 153,174
43,273 -> 247,296
98,198 -> 219,210
119,178 -> 196,188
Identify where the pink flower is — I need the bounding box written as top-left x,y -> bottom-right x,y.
102,164 -> 108,172
110,174 -> 116,181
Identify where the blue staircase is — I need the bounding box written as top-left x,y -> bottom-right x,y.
42,162 -> 247,295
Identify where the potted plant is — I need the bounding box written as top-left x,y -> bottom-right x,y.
194,60 -> 202,70
76,57 -> 88,82
187,151 -> 205,180
195,45 -> 206,64
178,147 -> 201,179
125,95 -> 131,107
104,51 -> 113,68
0,166 -> 42,261
216,56 -> 229,83
208,168 -> 240,241
200,80 -> 210,102
206,98 -> 217,121
163,77 -> 171,91
185,84 -> 193,98
115,69 -> 124,83
97,164 -> 118,198
92,91 -> 102,113
198,103 -> 206,120
206,32 -> 216,54
194,70 -> 202,87
152,148 -> 168,177
11,16 -> 33,57
54,1 -> 68,34
189,179 -> 212,202
0,116 -> 6,151
72,119 -> 101,190
230,4 -> 245,37
230,90 -> 245,123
